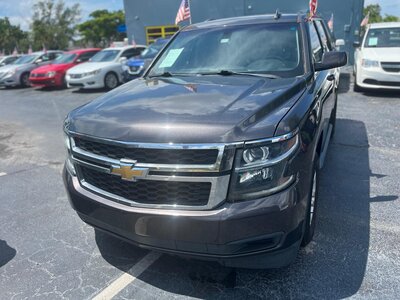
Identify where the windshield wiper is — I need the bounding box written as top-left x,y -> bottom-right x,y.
200,70 -> 281,79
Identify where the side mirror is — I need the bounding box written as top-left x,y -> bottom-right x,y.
36,59 -> 43,64
335,39 -> 345,47
119,56 -> 127,64
76,58 -> 82,63
315,51 -> 348,72
353,41 -> 361,48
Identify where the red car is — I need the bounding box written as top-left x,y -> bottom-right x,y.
30,48 -> 101,88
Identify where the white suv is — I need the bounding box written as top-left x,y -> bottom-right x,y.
354,22 -> 400,91
66,45 -> 146,90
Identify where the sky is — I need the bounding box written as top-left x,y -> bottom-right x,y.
0,0 -> 124,30
365,0 -> 400,17
0,0 -> 399,31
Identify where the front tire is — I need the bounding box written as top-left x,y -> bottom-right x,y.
301,156 -> 320,247
20,72 -> 30,87
104,72 -> 119,90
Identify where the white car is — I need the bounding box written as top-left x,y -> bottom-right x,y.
354,22 -> 400,91
66,45 -> 146,90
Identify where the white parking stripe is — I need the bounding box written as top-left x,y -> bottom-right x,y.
92,251 -> 161,300
0,172 -> 7,177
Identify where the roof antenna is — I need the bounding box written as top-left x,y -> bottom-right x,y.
274,9 -> 281,20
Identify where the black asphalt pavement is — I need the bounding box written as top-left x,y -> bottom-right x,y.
0,73 -> 399,299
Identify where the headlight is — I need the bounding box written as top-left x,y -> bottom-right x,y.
84,69 -> 102,77
361,59 -> 380,68
228,133 -> 299,202
6,69 -> 17,76
46,71 -> 57,77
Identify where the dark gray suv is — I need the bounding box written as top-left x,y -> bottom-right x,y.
63,13 -> 347,269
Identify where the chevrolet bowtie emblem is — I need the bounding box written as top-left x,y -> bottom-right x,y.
110,159 -> 149,181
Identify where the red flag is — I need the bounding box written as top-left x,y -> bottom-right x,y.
309,0 -> 318,19
361,12 -> 370,27
328,14 -> 334,31
175,0 -> 191,25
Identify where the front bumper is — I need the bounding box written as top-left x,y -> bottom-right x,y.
66,73 -> 105,89
357,66 -> 400,90
0,74 -> 19,87
123,70 -> 142,82
30,75 -> 63,87
63,167 -> 304,269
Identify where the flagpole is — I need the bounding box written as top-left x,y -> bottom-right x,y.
188,0 -> 192,24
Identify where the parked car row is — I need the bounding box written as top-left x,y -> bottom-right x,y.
0,44 -> 152,91
0,55 -> 21,67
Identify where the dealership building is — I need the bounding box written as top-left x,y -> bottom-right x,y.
123,0 -> 364,63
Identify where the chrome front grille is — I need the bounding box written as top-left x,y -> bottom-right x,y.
74,137 -> 219,165
31,73 -> 47,78
69,74 -> 83,79
80,165 -> 211,206
69,133 -> 236,210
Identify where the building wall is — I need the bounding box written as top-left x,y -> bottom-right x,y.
124,0 -> 364,63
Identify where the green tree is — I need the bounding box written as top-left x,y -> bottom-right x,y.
383,14 -> 399,22
31,0 -> 81,50
77,10 -> 126,47
0,17 -> 30,54
364,4 -> 382,23
363,4 -> 399,24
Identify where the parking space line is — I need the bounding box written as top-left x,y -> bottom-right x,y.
0,172 -> 7,177
92,251 -> 161,300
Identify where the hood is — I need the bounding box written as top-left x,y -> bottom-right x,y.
68,75 -> 306,144
362,47 -> 400,62
68,62 -> 117,74
0,64 -> 17,73
31,63 -> 73,74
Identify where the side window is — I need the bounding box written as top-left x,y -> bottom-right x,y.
315,21 -> 332,51
309,22 -> 324,62
78,52 -> 96,62
121,48 -> 142,59
41,54 -> 50,62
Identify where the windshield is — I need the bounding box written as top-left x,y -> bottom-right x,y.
141,41 -> 168,59
149,23 -> 303,78
12,55 -> 38,65
364,27 -> 400,48
53,53 -> 77,64
90,50 -> 120,62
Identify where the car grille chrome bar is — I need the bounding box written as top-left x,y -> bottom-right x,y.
68,133 -> 236,210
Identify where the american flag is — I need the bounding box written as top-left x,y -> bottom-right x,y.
361,12 -> 370,27
327,14 -> 334,31
175,0 -> 191,25
309,0 -> 318,19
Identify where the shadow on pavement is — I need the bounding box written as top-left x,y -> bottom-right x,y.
72,88 -> 107,94
0,240 -> 16,268
338,72 -> 350,94
94,118 -> 397,299
362,89 -> 400,98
